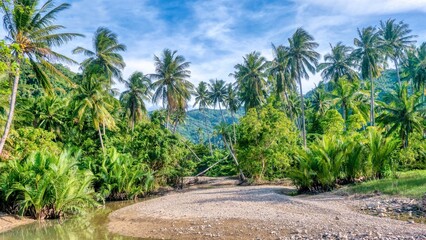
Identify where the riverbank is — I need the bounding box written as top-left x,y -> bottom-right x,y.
0,214 -> 34,234
108,185 -> 426,239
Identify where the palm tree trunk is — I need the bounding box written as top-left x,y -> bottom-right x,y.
0,66 -> 20,155
370,75 -> 375,126
394,58 -> 401,87
231,111 -> 237,145
298,78 -> 307,147
98,127 -> 105,152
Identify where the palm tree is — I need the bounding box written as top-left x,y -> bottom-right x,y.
71,70 -> 116,152
193,81 -> 212,151
402,43 -> 426,100
377,83 -> 425,148
120,72 -> 151,131
317,42 -> 358,83
72,27 -> 126,86
269,44 -> 295,102
225,83 -> 240,144
353,26 -> 383,127
330,79 -> 363,123
286,28 -> 320,146
36,96 -> 66,135
232,51 -> 268,111
208,79 -> 227,122
378,19 -> 417,86
150,49 -> 193,129
0,0 -> 82,155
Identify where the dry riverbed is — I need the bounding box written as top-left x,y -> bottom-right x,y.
108,185 -> 426,239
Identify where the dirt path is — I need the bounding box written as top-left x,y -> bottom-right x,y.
109,185 -> 426,240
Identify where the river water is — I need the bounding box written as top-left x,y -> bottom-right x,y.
0,201 -> 146,240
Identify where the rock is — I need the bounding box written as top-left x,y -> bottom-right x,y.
420,194 -> 426,211
335,216 -> 340,220
408,220 -> 415,224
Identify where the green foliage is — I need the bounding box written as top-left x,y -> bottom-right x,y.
0,150 -> 97,219
236,104 -> 299,181
320,109 -> 345,135
94,148 -> 154,201
6,127 -> 62,160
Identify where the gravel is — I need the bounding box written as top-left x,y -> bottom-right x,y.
108,186 -> 426,239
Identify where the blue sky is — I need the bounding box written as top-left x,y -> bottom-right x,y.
34,0 -> 426,106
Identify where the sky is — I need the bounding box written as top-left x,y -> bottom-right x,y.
10,0 -> 426,108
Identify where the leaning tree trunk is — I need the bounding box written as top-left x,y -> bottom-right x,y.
98,127 -> 105,153
231,111 -> 237,146
298,77 -> 307,147
394,58 -> 401,87
0,66 -> 20,155
370,74 -> 375,126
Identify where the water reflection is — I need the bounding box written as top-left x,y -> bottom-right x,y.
0,201 -> 141,240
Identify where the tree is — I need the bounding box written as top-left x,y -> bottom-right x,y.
193,81 -> 213,152
0,0 -> 82,154
120,72 -> 151,131
269,44 -> 295,102
402,43 -> 426,100
286,28 -> 320,146
73,27 -> 126,86
150,49 -> 193,129
224,83 -> 240,145
330,78 -> 364,123
317,42 -> 358,83
232,51 -> 268,111
353,26 -> 383,127
378,19 -> 416,86
208,79 -> 227,122
71,70 -> 116,152
377,83 -> 425,148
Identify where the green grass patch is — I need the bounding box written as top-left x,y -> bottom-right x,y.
346,170 -> 426,199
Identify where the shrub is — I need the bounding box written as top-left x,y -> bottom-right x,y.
236,104 -> 299,181
94,148 -> 154,201
0,150 -> 97,219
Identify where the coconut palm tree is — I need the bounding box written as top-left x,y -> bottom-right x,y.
150,49 -> 193,129
71,69 -> 116,152
377,83 -> 425,148
0,0 -> 82,155
225,83 -> 240,144
208,79 -> 227,122
317,42 -> 358,83
193,81 -> 213,150
269,44 -> 295,102
73,27 -> 126,86
286,28 -> 320,146
402,43 -> 426,100
353,26 -> 384,127
232,51 -> 269,111
120,72 -> 151,131
378,19 -> 417,86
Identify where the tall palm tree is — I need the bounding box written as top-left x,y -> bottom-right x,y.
71,70 -> 116,152
317,42 -> 358,83
225,83 -> 240,145
353,26 -> 383,127
150,49 -> 193,129
403,43 -> 426,100
232,51 -> 269,111
286,28 -> 320,146
269,44 -> 295,102
208,79 -> 227,122
330,79 -> 365,123
377,83 -> 425,148
72,27 -> 126,86
193,81 -> 212,153
120,72 -> 151,131
378,19 -> 417,86
0,0 -> 82,154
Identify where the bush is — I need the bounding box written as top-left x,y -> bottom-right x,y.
236,104 -> 299,181
93,148 -> 154,201
0,150 -> 97,219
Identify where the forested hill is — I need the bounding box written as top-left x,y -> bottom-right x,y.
176,108 -> 243,144
180,70 -> 399,143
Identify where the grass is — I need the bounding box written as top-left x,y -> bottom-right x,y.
345,170 -> 426,199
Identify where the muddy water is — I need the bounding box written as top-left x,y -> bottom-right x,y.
0,201 -> 150,240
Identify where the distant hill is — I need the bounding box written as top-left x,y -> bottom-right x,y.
176,108 -> 243,144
